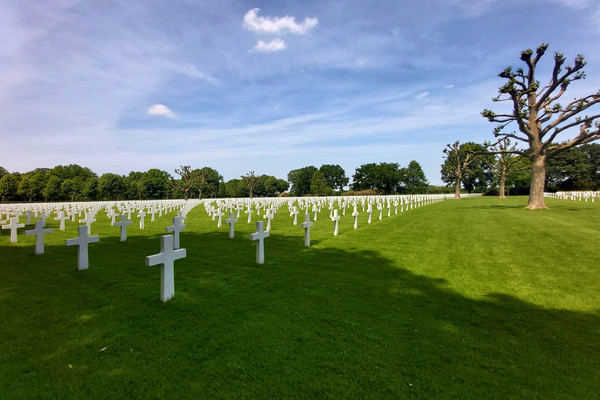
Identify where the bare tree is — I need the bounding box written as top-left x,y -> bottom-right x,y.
442,141 -> 487,199
241,171 -> 262,199
485,139 -> 529,198
482,43 -> 600,209
172,165 -> 195,200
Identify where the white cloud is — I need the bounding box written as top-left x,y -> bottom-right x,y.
444,84 -> 454,89
168,63 -> 219,85
243,8 -> 318,35
253,38 -> 287,53
415,92 -> 429,100
147,104 -> 176,118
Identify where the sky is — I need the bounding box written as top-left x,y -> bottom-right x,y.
2,0 -> 599,185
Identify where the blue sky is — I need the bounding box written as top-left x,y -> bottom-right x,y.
2,0 -> 599,185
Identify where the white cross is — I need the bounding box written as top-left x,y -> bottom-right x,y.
225,211 -> 238,239
352,205 -> 359,229
290,206 -> 299,225
166,215 -> 186,249
24,210 -> 34,224
246,207 -> 253,223
113,214 -> 133,242
106,208 -> 117,224
263,208 -> 274,232
54,211 -> 69,231
367,204 -> 373,224
312,205 -> 318,221
138,210 -> 146,230
378,203 -> 383,220
2,217 -> 25,243
38,210 -> 49,223
301,213 -> 313,247
80,212 -> 96,235
25,220 -> 53,254
215,208 -> 225,228
250,221 -> 269,264
145,234 -> 186,302
65,225 -> 99,270
331,209 -> 341,236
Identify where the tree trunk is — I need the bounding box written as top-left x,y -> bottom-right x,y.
454,179 -> 461,199
527,154 -> 548,209
499,171 -> 507,199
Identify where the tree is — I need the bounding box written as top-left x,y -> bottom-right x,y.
319,164 -> 349,191
352,162 -> 401,194
0,174 -> 18,202
173,166 -> 195,200
581,143 -> 600,188
192,167 -> 222,199
482,43 -> 600,209
225,179 -> 242,197
277,179 -> 290,194
82,177 -> 99,200
43,175 -> 63,201
310,170 -> 330,195
0,167 -> 8,180
486,139 -> 530,198
242,171 -> 262,198
98,173 -> 126,200
288,166 -> 317,196
546,146 -> 595,191
400,161 -> 429,194
441,141 -> 488,199
142,169 -> 171,199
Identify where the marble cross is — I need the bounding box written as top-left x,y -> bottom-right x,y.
25,220 -> 53,254
225,211 -> 238,239
290,206 -> 299,225
352,205 -> 359,229
54,211 -> 69,231
246,207 -> 253,223
138,210 -> 146,230
301,213 -> 313,247
263,208 -> 274,232
146,234 -> 186,302
250,221 -> 269,264
331,209 -> 340,236
2,217 -> 25,243
113,214 -> 133,242
65,225 -> 99,270
166,215 -> 186,249
80,212 -> 96,235
215,208 -> 225,228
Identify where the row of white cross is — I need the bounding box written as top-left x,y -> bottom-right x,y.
3,195 -> 451,302
545,191 -> 600,202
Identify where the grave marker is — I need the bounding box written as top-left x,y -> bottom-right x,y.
145,234 -> 186,302
2,217 -> 25,243
301,213 -> 313,247
65,225 -> 99,270
250,221 -> 269,264
113,214 -> 133,242
25,220 -> 53,254
225,211 -> 238,239
166,215 -> 186,249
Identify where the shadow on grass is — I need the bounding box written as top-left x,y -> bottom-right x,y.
1,229 -> 600,399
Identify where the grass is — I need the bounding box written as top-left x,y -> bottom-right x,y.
1,196 -> 599,399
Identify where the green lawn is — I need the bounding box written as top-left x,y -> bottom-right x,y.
1,196 -> 599,399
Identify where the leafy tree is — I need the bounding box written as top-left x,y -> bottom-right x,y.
173,166 -> 195,200
400,161 -> 429,194
288,166 -> 317,196
546,146 -> 595,191
0,167 -> 8,180
262,176 -> 280,197
241,171 -> 262,198
142,169 -> 171,199
581,143 -> 600,189
225,179 -> 242,197
82,177 -> 99,200
310,170 -> 330,195
319,164 -> 349,191
441,141 -> 489,199
482,43 -> 600,209
61,178 -> 80,201
352,162 -> 400,194
277,179 -> 289,194
98,173 -> 126,200
192,167 -> 222,199
18,172 -> 46,202
0,174 -> 18,201
43,175 -> 63,201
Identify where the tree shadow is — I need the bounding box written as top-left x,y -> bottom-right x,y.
1,228 -> 599,399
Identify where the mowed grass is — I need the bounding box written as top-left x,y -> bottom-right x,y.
1,196 -> 599,399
